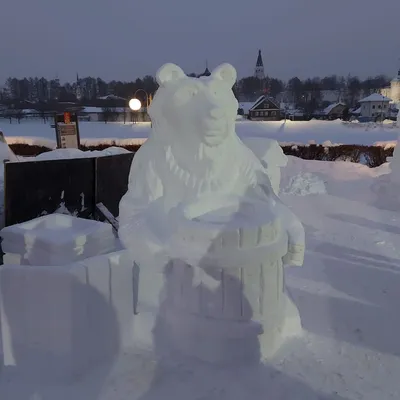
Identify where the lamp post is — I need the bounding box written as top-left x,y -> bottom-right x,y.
128,98 -> 142,124
127,89 -> 151,124
134,89 -> 149,109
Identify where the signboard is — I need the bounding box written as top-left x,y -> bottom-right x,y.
55,112 -> 81,149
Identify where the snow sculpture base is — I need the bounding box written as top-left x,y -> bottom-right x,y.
158,260 -> 301,364
119,62 -> 305,364
144,198 -> 303,363
0,250 -> 133,383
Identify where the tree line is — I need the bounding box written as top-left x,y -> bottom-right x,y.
0,76 -> 159,107
0,72 -> 392,110
237,74 -> 391,108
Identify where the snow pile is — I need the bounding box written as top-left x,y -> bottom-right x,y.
1,156 -> 400,399
0,214 -> 118,266
35,146 -> 130,161
282,172 -> 327,196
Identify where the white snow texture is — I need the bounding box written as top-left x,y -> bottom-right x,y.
118,62 -> 305,362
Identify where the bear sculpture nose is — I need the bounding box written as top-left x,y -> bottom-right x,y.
209,108 -> 225,120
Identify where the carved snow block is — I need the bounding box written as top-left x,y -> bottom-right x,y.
161,223 -> 301,364
0,250 -> 133,383
79,250 -> 135,350
0,264 -> 89,383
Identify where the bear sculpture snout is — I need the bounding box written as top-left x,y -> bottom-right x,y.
209,108 -> 225,120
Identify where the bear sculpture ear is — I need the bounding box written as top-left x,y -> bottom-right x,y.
156,63 -> 186,87
211,63 -> 237,87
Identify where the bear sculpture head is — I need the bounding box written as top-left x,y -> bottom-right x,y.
148,63 -> 238,147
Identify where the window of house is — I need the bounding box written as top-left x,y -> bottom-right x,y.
372,105 -> 375,109
265,111 -> 269,116
255,111 -> 259,116
378,105 -> 381,109
271,111 -> 276,116
384,104 -> 387,108
264,103 -> 269,108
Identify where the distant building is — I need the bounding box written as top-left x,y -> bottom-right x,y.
381,67 -> 400,105
198,61 -> 211,78
359,93 -> 391,119
248,95 -> 281,121
75,73 -> 82,101
315,103 -> 347,120
254,50 -> 265,80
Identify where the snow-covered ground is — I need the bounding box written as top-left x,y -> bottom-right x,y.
1,156 -> 399,400
1,119 -> 399,149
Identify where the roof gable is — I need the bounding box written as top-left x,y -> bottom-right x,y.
359,93 -> 391,103
323,102 -> 346,115
249,96 -> 279,111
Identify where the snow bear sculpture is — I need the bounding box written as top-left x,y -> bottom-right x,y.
119,63 -> 305,361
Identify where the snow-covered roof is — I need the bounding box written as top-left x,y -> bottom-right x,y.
249,95 -> 279,111
359,93 -> 392,103
22,109 -> 39,114
97,95 -> 127,101
323,102 -> 345,115
249,95 -> 265,111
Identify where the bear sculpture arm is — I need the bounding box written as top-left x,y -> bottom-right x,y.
118,149 -> 163,250
258,175 -> 305,266
277,201 -> 305,266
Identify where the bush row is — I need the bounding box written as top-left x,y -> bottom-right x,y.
281,144 -> 393,168
9,143 -> 394,168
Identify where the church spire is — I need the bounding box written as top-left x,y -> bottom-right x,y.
198,60 -> 211,78
256,49 -> 263,67
255,49 -> 265,80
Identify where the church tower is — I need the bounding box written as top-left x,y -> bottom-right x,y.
391,66 -> 400,104
76,73 -> 82,101
254,49 -> 265,80
198,60 -> 211,78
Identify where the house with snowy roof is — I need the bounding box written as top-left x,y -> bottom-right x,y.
359,93 -> 391,120
248,95 -> 281,121
322,102 -> 347,120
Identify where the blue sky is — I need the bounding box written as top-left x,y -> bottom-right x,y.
1,0 -> 399,82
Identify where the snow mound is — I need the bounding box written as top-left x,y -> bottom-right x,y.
35,146 -> 130,161
282,173 -> 327,196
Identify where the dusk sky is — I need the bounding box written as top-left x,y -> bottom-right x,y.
1,0 -> 399,83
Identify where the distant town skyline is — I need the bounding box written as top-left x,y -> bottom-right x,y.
0,0 -> 399,83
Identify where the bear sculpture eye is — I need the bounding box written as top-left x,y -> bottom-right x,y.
173,86 -> 198,105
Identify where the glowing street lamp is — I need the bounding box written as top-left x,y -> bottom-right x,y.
129,98 -> 141,111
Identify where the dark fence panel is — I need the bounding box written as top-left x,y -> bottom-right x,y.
95,153 -> 134,218
4,158 -> 95,226
4,153 -> 135,227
